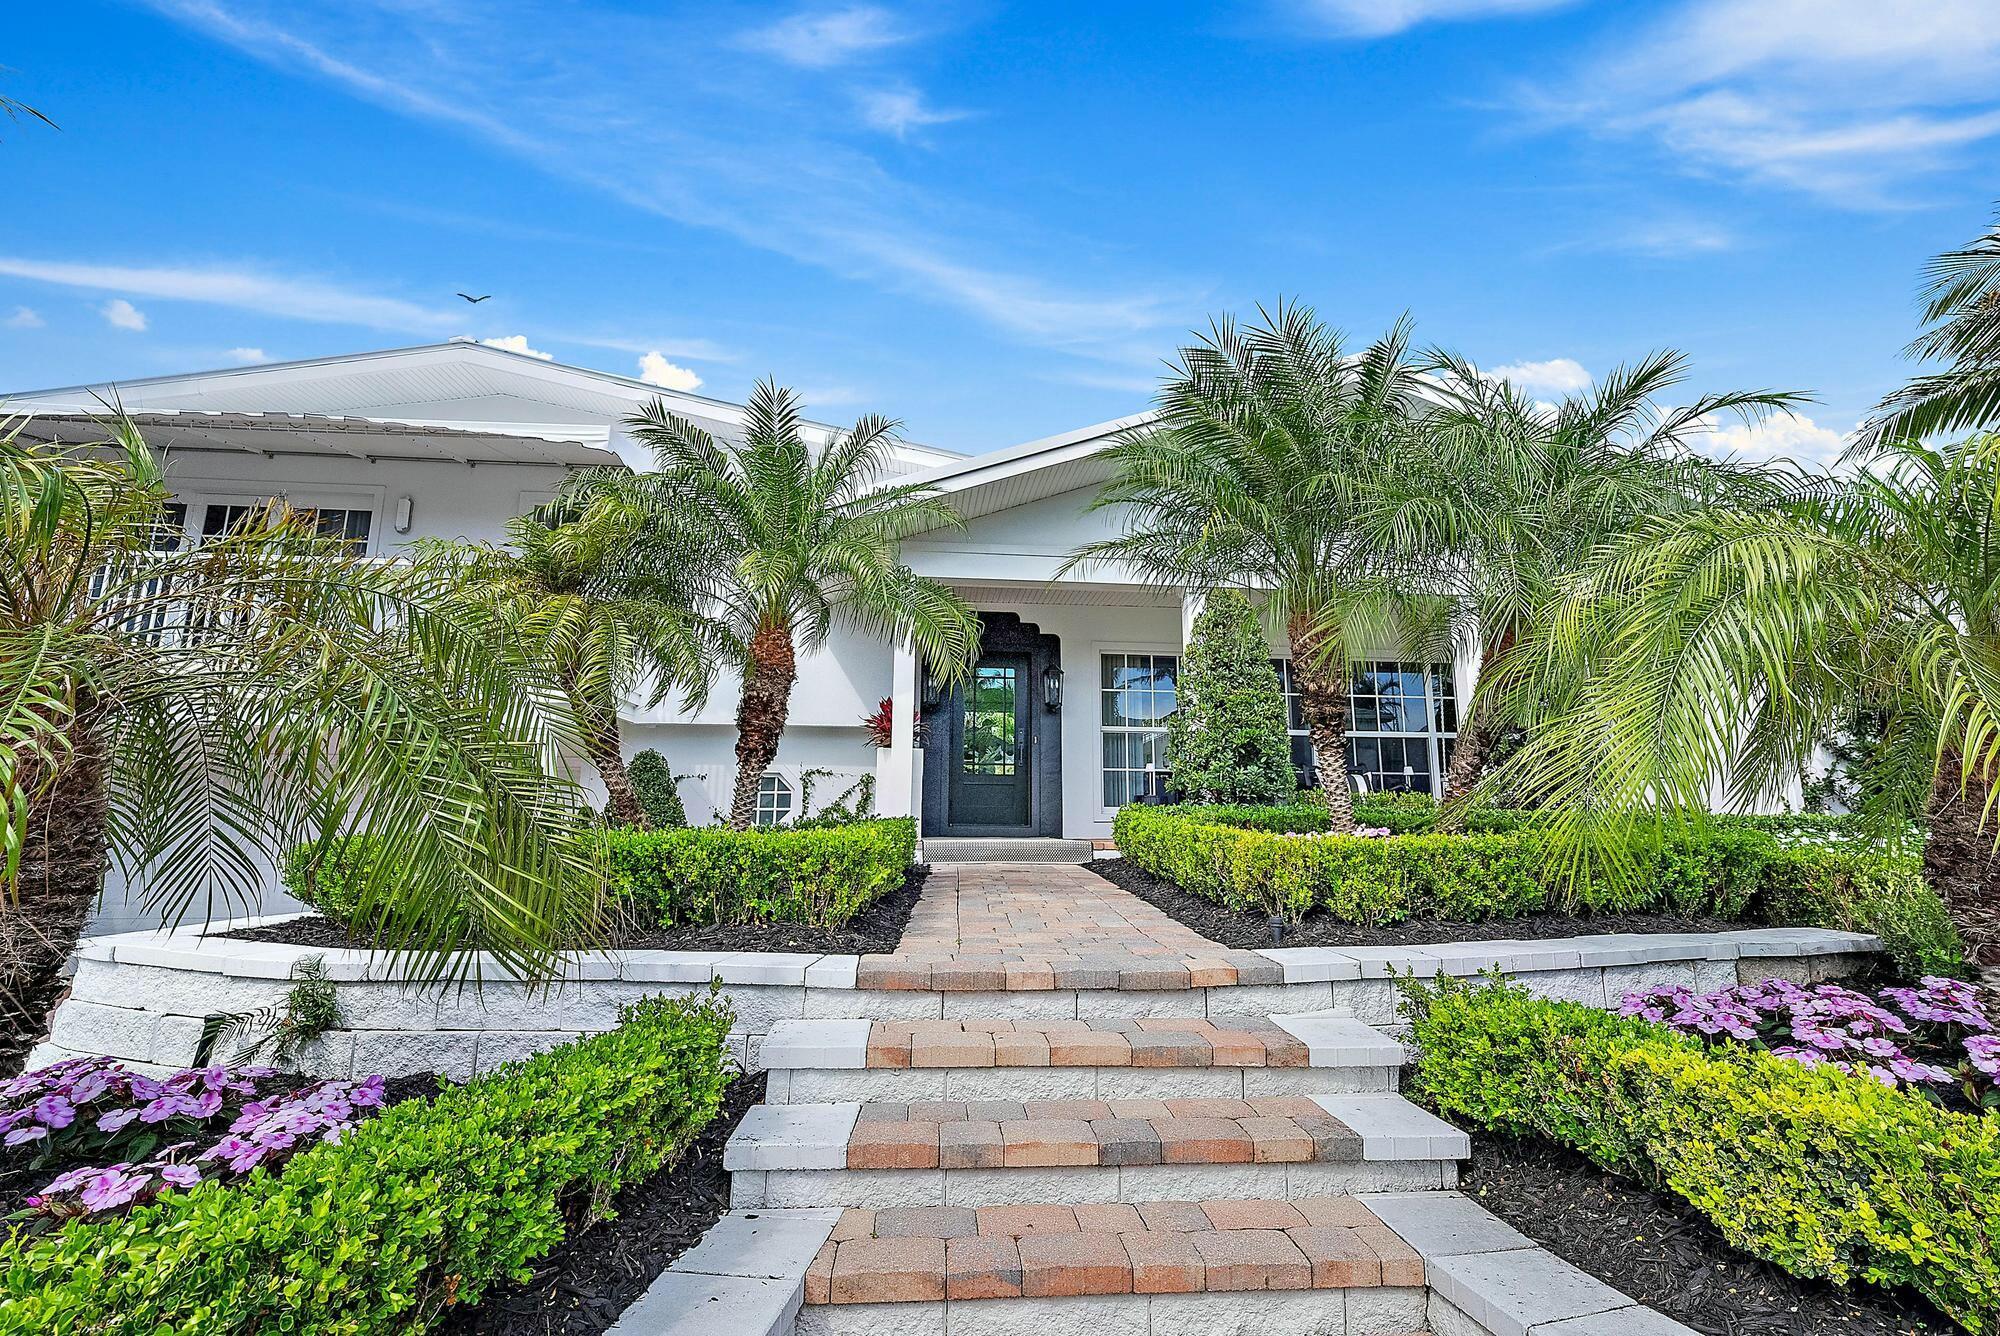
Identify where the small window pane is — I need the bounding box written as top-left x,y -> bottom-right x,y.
755,773 -> 793,827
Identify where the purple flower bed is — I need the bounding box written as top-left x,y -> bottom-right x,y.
2,1057 -> 390,1234
1620,975 -> 1998,1111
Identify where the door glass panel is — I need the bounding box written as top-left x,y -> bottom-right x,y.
962,665 -> 1019,775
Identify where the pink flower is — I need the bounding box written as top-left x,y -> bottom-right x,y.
96,1107 -> 139,1133
1967,1034 -> 2000,1077
158,1164 -> 201,1188
4,1125 -> 47,1147
77,1167 -> 148,1212
32,1096 -> 75,1129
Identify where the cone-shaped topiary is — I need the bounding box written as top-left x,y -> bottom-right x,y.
1166,589 -> 1297,803
627,749 -> 689,828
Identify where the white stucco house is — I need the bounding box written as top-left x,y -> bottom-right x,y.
9,340 -> 1468,919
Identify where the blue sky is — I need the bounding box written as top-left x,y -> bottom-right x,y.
3,1 -> 1997,461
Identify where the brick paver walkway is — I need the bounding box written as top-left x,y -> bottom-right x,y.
855,863 -> 1281,991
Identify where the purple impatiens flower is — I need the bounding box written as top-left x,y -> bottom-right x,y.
8,1056 -> 392,1222
1619,973 -> 1996,1098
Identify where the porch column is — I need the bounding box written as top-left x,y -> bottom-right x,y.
877,637 -> 922,823
1179,588 -> 1206,646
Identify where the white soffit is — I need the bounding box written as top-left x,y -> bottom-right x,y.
10,411 -> 622,468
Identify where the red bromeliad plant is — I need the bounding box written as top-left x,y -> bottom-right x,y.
861,697 -> 924,750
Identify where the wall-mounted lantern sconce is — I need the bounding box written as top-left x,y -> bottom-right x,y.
921,671 -> 944,710
1041,664 -> 1063,713
392,495 -> 414,534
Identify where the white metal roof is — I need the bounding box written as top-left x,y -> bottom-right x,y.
2,340 -> 965,473
896,410 -> 1159,525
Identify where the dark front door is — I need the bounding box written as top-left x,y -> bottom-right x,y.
948,653 -> 1033,831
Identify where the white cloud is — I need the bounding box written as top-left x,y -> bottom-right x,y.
140,2 -> 1187,372
480,333 -> 554,361
101,298 -> 148,332
738,6 -> 909,68
637,351 -> 703,391
1696,412 -> 1849,468
0,256 -> 457,333
1295,0 -> 1577,38
4,305 -> 41,328
1529,0 -> 2000,204
856,86 -> 967,139
225,346 -> 267,363
1486,356 -> 1592,398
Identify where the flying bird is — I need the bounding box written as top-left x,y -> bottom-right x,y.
456,292 -> 492,303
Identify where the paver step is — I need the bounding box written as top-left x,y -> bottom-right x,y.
761,1015 -> 1402,1104
922,838 -> 1094,864
796,1197 -> 1430,1336
726,1095 -> 1467,1209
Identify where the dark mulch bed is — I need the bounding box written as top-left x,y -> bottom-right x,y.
438,1071 -> 764,1336
2,1072 -> 439,1217
1093,858 -> 1741,949
1462,1134 -> 1954,1335
217,868 -> 929,957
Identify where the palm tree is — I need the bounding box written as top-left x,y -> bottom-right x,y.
1486,433 -> 2000,968
0,419 -> 603,1073
1862,205 -> 2000,446
427,481 -> 722,828
1402,351 -> 1803,824
620,381 -> 981,829
1067,303 -> 1435,832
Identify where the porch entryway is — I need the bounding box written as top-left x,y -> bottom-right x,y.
922,612 -> 1064,838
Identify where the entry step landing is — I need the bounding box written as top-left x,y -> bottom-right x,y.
800,1198 -> 1429,1336
921,837 -> 1093,864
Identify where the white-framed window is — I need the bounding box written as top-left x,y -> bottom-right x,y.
1273,659 -> 1458,795
1100,652 -> 1179,808
158,481 -> 385,556
755,773 -> 794,827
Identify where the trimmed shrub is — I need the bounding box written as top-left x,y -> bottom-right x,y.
278,834 -> 387,927
0,993 -> 736,1335
1165,591 -> 1295,804
626,749 -> 688,828
1756,841 -> 1963,977
1112,803 -> 1962,972
1403,979 -> 1999,1333
605,817 -> 915,928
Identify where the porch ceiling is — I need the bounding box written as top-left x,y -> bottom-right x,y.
948,579 -> 1179,608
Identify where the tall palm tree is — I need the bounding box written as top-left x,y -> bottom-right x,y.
427,481 -> 722,828
0,419 -> 603,1073
1487,433 -> 2000,967
1401,351 -> 1803,823
1067,303 -> 1435,832
1863,206 -> 2000,446
620,381 -> 981,829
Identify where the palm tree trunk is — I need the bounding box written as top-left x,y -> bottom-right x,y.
2,715 -> 111,1078
1289,613 -> 1355,834
729,617 -> 798,830
562,671 -> 647,829
1924,753 -> 2000,971
1437,627 -> 1513,833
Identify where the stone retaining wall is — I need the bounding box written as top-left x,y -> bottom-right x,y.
31,918 -> 1881,1081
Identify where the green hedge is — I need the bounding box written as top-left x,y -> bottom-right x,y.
1113,804 -> 1962,974
286,818 -> 915,934
1403,980 -> 1999,1333
605,817 -> 915,929
0,993 -> 735,1335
